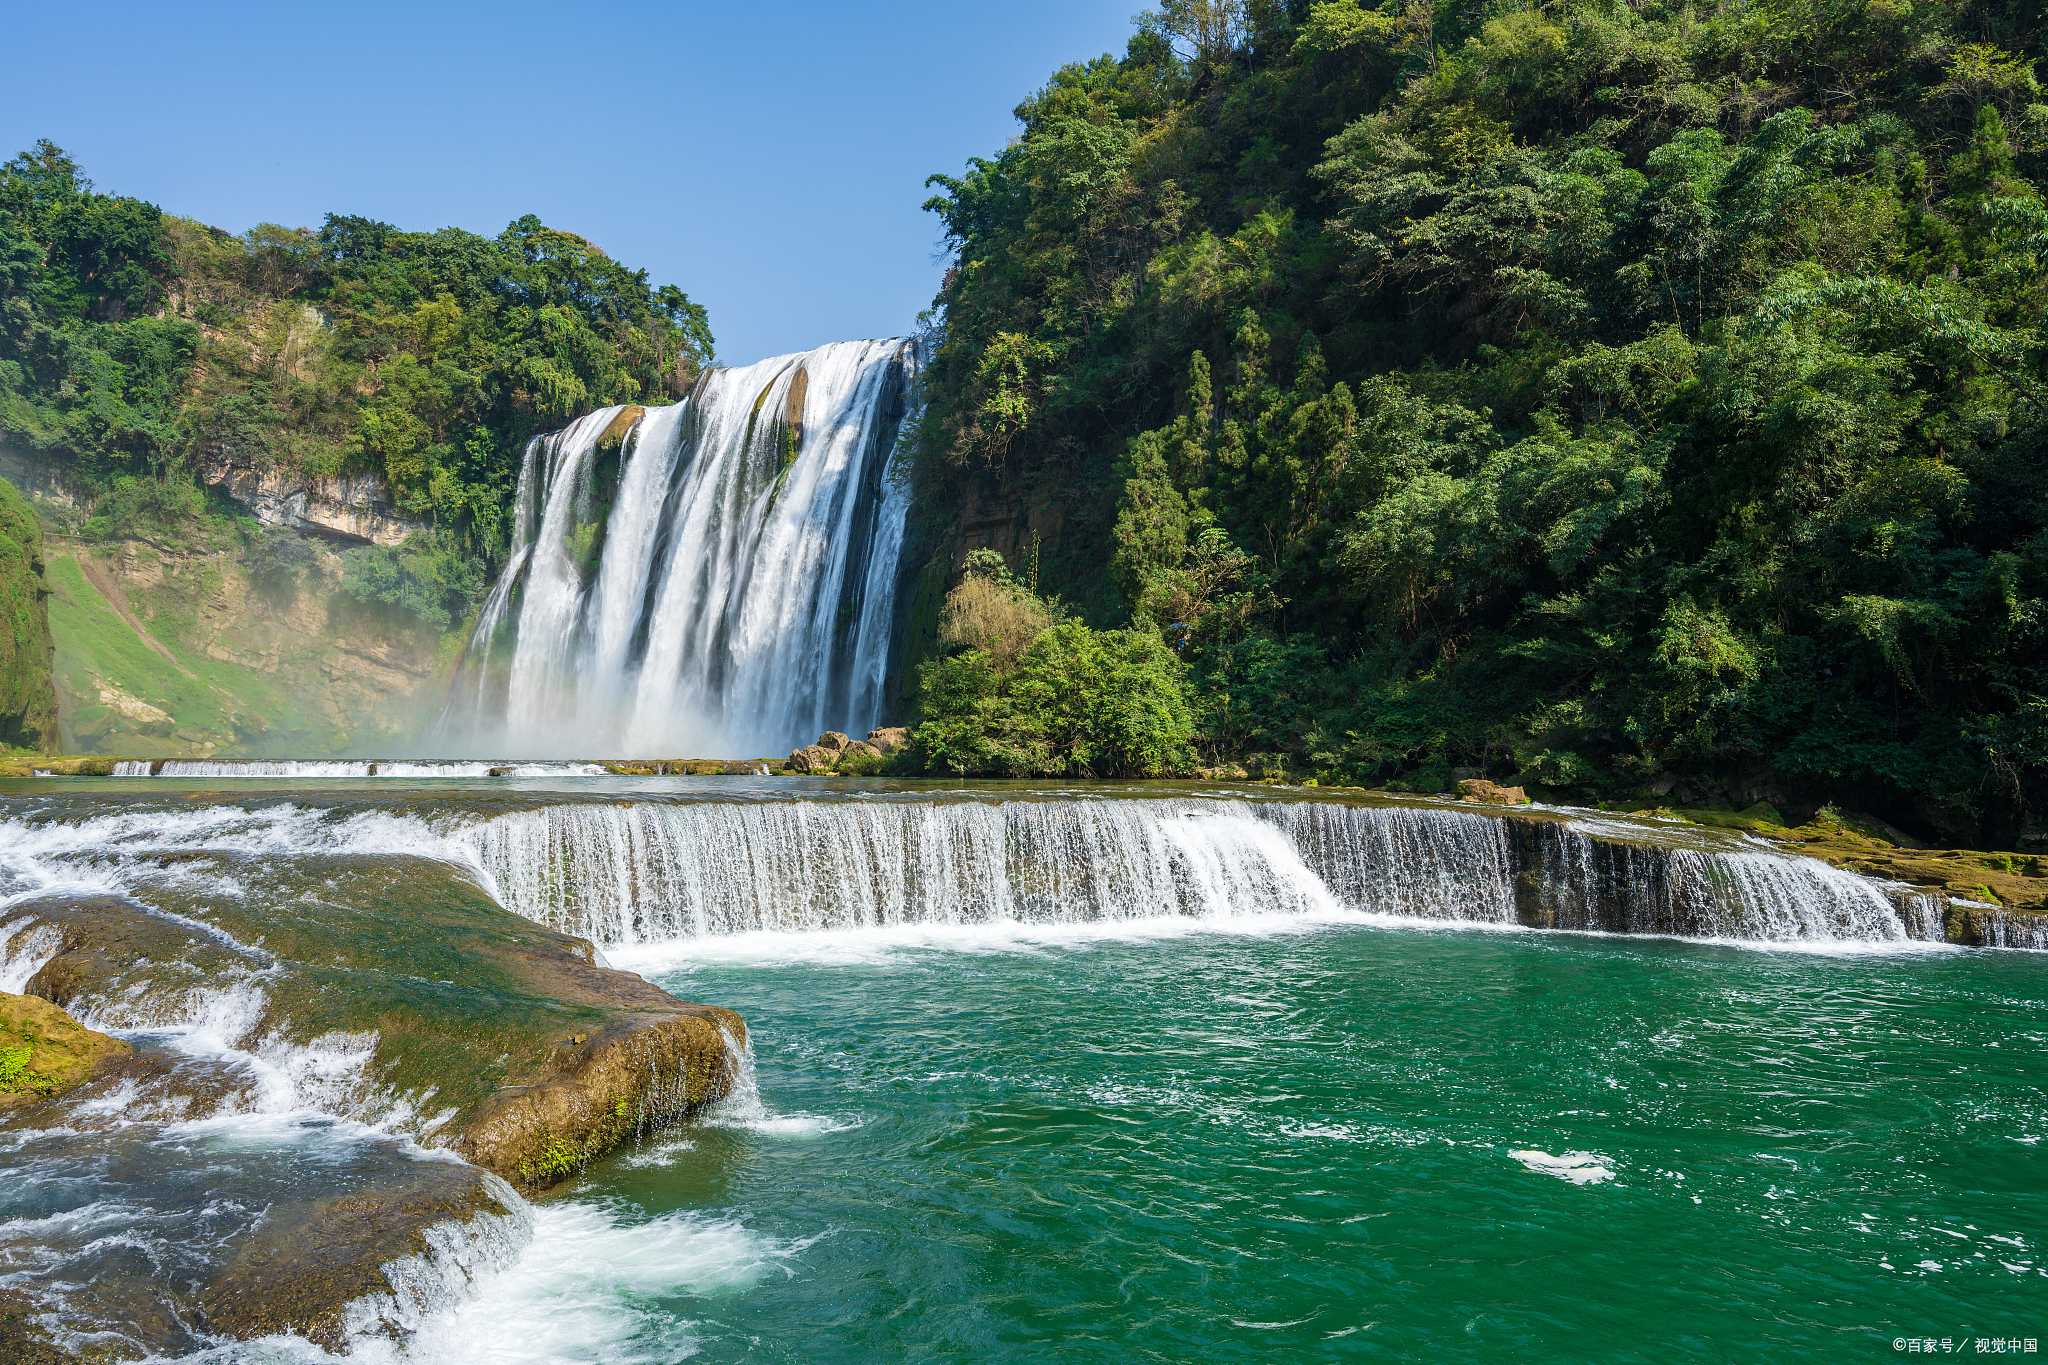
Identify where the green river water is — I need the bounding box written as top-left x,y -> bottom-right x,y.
452,918 -> 2047,1364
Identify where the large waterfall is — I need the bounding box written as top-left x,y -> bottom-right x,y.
441,339 -> 918,756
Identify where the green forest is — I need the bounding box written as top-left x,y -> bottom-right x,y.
0,141 -> 711,629
909,0 -> 2048,848
3,0 -> 2046,848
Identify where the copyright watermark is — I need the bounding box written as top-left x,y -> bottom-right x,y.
1893,1340 -> 2038,1355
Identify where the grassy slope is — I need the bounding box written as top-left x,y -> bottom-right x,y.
0,478 -> 58,753
42,546 -> 336,756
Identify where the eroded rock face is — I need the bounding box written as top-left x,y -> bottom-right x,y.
199,457 -> 428,547
1458,778 -> 1529,805
866,727 -> 909,754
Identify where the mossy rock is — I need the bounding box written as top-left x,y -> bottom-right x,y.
593,405 -> 645,454
0,990 -> 131,1106
4,856 -> 745,1189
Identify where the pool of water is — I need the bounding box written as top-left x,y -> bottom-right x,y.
410,917 -> 2048,1363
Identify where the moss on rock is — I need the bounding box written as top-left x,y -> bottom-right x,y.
0,989 -> 130,1106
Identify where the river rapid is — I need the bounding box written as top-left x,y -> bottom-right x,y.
0,774 -> 2041,1362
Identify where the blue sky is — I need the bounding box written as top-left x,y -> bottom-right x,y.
2,1 -> 1136,365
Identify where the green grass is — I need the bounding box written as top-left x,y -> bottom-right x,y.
42,548 -> 338,755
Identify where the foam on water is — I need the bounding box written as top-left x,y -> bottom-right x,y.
1509,1149 -> 1618,1185
112,761 -> 610,778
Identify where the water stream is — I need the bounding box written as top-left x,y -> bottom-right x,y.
0,774 -> 2039,1361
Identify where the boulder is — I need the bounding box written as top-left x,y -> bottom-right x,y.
0,990 -> 130,1108
814,731 -> 851,755
865,727 -> 910,754
786,744 -> 836,773
1458,778 -> 1529,805
843,740 -> 883,760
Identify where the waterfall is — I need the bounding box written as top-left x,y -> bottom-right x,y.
453,797 -> 1916,946
441,338 -> 918,756
460,800 -> 1342,941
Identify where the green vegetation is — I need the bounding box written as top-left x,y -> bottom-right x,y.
913,0 -> 2048,846
0,140 -> 712,629
0,477 -> 57,751
914,550 -> 1197,776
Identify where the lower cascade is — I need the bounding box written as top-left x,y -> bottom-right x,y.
439,339 -> 919,757
454,796 -> 1925,946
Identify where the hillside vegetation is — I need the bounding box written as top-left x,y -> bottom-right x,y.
0,142 -> 712,631
0,477 -> 57,752
911,0 -> 2048,847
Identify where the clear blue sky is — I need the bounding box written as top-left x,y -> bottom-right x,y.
2,1 -> 1135,366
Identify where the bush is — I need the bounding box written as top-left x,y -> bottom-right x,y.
242,526 -> 319,585
914,614 -> 1197,778
81,474 -> 204,541
338,531 -> 484,631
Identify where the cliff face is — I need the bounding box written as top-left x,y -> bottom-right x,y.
0,478 -> 59,754
196,454 -> 429,547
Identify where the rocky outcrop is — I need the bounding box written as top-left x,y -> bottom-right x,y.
198,457 -> 428,547
0,990 -> 130,1107
203,1161 -> 521,1351
866,726 -> 909,754
786,731 -> 854,772
1,854 -> 744,1188
1458,778 -> 1528,805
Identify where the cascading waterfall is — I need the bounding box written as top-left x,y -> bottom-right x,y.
452,797 -> 1922,946
440,338 -> 918,756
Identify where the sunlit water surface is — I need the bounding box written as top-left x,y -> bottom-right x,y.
413,918 -> 2048,1363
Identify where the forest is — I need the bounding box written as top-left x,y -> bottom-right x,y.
909,0 -> 2048,847
0,141 -> 711,629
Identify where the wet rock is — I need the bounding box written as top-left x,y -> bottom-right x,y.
0,991 -> 130,1108
1458,778 -> 1528,805
593,405 -> 646,454
204,1161 -> 523,1351
0,856 -> 746,1190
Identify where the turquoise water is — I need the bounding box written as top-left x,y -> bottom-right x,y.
463,918 -> 2048,1363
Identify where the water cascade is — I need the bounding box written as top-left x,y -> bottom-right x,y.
452,796 -> 1921,946
440,339 -> 918,756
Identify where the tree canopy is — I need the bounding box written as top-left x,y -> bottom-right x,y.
913,0 -> 2048,847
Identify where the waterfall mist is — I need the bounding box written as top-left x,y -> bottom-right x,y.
439,339 -> 918,756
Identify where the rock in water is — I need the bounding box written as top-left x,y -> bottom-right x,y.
1458,778 -> 1529,805
1,856 -> 744,1188
0,990 -> 130,1107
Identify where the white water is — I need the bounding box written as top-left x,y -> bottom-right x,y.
450,796 -> 1918,947
0,793 -> 1929,950
114,761 -> 610,778
439,338 -> 917,757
